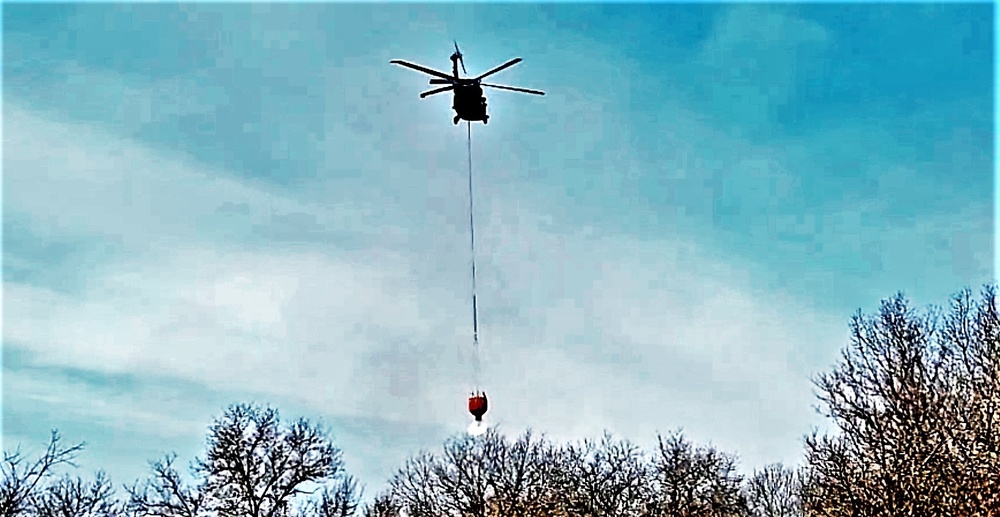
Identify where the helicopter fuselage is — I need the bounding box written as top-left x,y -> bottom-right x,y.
452,83 -> 488,124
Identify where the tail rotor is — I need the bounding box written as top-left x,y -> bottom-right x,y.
452,40 -> 467,75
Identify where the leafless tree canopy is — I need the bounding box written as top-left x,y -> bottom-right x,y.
804,286 -> 1000,516
555,432 -> 650,517
481,430 -> 562,517
195,403 -> 347,517
0,431 -> 85,517
125,402 -> 357,517
744,464 -> 802,517
300,475 -> 363,517
941,285 -> 1000,513
360,494 -> 400,517
381,427 -> 752,517
384,429 -> 568,517
644,431 -> 746,517
125,453 -> 208,517
387,452 -> 444,517
30,471 -> 120,517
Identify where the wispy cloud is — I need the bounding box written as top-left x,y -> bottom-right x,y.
5,100 -> 844,476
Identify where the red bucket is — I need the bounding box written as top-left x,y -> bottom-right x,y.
468,392 -> 488,421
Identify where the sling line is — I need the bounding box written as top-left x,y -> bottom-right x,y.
466,121 -> 480,349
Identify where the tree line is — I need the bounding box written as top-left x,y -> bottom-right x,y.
4,285 -> 998,516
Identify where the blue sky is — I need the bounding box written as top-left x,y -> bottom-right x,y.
3,2 -> 993,502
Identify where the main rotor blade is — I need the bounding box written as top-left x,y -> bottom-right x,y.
429,78 -> 455,85
481,83 -> 545,95
474,58 -> 522,81
390,60 -> 454,81
420,85 -> 455,98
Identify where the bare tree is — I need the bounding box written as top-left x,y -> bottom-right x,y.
195,403 -> 345,517
801,432 -> 881,517
743,464 -> 802,517
484,429 -> 562,517
1,430 -> 85,517
360,493 -> 400,517
555,432 -> 651,517
806,292 -> 954,515
125,453 -> 208,517
387,429 -> 564,517
940,285 -> 1000,513
645,430 -> 747,517
30,470 -> 121,517
385,428 -> 759,517
386,452 -> 446,517
803,287 -> 1000,516
429,432 -> 494,517
300,475 -> 363,517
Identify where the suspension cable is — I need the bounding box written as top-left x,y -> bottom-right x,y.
466,121 -> 480,349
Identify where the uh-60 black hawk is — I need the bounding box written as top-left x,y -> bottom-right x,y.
390,41 -> 544,125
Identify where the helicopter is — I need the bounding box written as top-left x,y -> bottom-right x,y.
390,41 -> 544,125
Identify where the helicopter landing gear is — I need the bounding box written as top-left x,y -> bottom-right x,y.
483,116 -> 489,124
454,116 -> 460,125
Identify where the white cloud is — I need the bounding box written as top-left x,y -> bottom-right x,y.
2,103 -> 418,249
4,101 -> 848,476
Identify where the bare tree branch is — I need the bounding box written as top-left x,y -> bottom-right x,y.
31,470 -> 122,517
556,432 -> 651,517
125,453 -> 208,517
744,463 -> 802,517
361,493 -> 400,517
300,475 -> 363,517
0,430 -> 85,517
485,429 -> 563,517
646,430 -> 747,517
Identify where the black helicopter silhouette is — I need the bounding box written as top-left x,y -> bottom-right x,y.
390,41 -> 544,125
